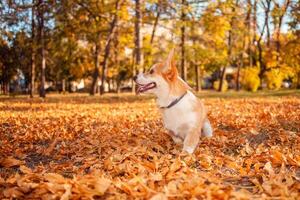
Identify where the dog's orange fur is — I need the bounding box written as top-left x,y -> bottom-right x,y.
148,61 -> 190,97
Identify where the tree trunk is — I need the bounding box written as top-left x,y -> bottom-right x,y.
195,64 -> 201,92
131,51 -> 136,93
39,0 -> 46,98
62,79 -> 66,93
6,83 -> 9,95
117,80 -> 121,93
150,4 -> 161,44
4,83 -> 9,95
100,0 -> 122,95
258,0 -> 271,87
219,3 -> 235,92
297,72 -> 300,89
219,67 -> 226,92
113,28 -> 119,93
132,0 -> 143,93
135,0 -> 142,63
191,18 -> 200,91
180,0 -> 187,81
246,0 -> 253,67
1,65 -> 9,95
238,16 -> 247,91
30,0 -> 36,98
275,17 -> 282,68
90,37 -> 100,95
264,0 -> 271,47
275,0 -> 290,68
252,0 -> 257,62
258,41 -> 265,86
236,58 -> 242,91
1,80 -> 9,95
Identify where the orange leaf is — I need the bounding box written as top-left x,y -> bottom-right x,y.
150,193 -> 168,200
3,187 -> 23,198
20,165 -> 32,174
0,157 -> 24,168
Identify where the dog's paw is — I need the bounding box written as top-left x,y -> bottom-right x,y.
202,119 -> 213,137
172,136 -> 183,144
183,146 -> 195,154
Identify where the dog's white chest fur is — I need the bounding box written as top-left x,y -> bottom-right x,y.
159,91 -> 198,138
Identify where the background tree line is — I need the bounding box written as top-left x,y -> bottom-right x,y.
0,0 -> 299,97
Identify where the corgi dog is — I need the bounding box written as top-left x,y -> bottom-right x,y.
133,49 -> 213,154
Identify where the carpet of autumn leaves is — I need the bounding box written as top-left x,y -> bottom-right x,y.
0,94 -> 299,199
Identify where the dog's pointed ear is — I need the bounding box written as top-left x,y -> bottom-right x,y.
162,49 -> 176,72
162,49 -> 178,81
166,48 -> 174,67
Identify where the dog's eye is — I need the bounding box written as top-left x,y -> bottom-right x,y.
149,69 -> 154,74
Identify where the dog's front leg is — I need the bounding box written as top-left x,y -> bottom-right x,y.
183,127 -> 200,154
168,130 -> 183,144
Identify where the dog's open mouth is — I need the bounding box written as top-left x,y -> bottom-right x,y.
137,82 -> 156,93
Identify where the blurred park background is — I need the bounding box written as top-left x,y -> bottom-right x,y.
0,0 -> 299,97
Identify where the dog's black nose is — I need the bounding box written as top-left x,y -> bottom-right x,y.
133,75 -> 137,82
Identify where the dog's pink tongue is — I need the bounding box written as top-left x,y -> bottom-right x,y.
136,85 -> 143,94
137,87 -> 141,94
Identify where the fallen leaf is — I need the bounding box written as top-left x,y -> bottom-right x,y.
61,184 -> 72,200
0,157 -> 24,168
3,187 -> 23,198
150,193 -> 168,200
20,165 -> 32,174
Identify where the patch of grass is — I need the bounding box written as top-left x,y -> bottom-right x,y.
0,89 -> 299,104
196,89 -> 300,98
0,93 -> 154,104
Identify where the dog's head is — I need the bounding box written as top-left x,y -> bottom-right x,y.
134,49 -> 189,97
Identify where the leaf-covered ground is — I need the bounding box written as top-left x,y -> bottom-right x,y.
0,94 -> 299,199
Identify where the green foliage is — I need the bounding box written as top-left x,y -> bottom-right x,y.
213,80 -> 228,92
241,67 -> 260,92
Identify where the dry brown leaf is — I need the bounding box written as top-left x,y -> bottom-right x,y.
20,165 -> 32,174
166,181 -> 178,194
0,177 -> 5,184
0,96 -> 299,199
3,187 -> 24,198
264,162 -> 275,177
44,138 -> 59,156
150,173 -> 163,181
169,158 -> 182,173
44,173 -> 66,184
271,149 -> 286,165
0,157 -> 24,168
61,184 -> 72,200
93,177 -> 111,196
